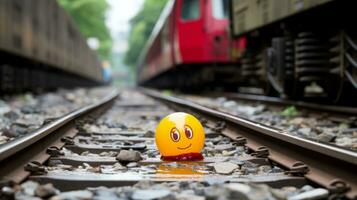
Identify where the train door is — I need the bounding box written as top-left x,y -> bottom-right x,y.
177,0 -> 206,62
207,0 -> 230,62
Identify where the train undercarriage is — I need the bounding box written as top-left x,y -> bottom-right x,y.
236,1 -> 357,104
143,1 -> 357,106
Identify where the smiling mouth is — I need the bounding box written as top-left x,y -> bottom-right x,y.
177,143 -> 192,150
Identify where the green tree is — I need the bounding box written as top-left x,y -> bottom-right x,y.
125,0 -> 168,67
58,0 -> 112,60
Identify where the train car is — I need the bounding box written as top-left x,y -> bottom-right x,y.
230,0 -> 357,103
0,0 -> 103,92
137,0 -> 237,89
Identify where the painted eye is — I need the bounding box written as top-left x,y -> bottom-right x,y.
184,125 -> 193,139
170,128 -> 180,142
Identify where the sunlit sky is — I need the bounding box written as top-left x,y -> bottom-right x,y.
106,0 -> 144,38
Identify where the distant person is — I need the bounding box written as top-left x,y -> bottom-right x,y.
102,61 -> 112,83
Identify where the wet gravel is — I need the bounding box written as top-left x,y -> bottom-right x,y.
0,87 -> 113,145
179,95 -> 357,151
1,180 -> 329,200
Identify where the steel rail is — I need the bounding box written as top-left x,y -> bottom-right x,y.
0,90 -> 119,162
141,88 -> 357,199
209,92 -> 357,115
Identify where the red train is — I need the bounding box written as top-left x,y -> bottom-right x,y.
137,0 -> 239,89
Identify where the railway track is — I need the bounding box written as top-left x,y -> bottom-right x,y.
0,88 -> 356,199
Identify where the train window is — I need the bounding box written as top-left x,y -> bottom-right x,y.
212,0 -> 229,19
181,0 -> 200,21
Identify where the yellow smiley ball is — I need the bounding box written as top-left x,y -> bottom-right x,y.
155,112 -> 205,157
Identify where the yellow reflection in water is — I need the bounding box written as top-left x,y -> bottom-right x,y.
155,162 -> 207,181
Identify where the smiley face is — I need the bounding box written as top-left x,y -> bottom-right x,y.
155,112 -> 205,157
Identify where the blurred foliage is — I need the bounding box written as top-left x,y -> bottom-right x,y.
339,123 -> 349,129
162,90 -> 173,96
281,106 -> 299,117
124,0 -> 168,67
58,0 -> 112,60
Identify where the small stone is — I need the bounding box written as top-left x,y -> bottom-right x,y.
112,163 -> 126,171
242,161 -> 258,168
14,193 -> 41,200
57,164 -> 73,170
222,150 -> 238,156
282,186 -> 298,197
222,100 -> 237,108
146,150 -> 159,158
21,181 -> 39,196
2,128 -> 18,138
339,123 -> 349,129
225,183 -> 251,197
47,159 -> 63,167
65,93 -> 76,102
317,132 -> 336,143
0,135 -> 8,144
0,100 -> 11,115
133,181 -> 153,189
214,144 -> 235,151
288,118 -> 305,125
141,166 -> 156,174
105,121 -> 127,129
88,167 -> 101,173
216,97 -> 227,103
81,151 -> 90,156
127,162 -> 138,168
83,163 -> 91,168
297,128 -> 312,137
248,184 -> 275,200
131,189 -> 171,200
99,151 -> 118,157
335,137 -> 353,147
10,123 -> 29,136
288,188 -> 328,200
287,125 -> 299,132
212,162 -> 238,175
1,186 -> 15,197
202,186 -> 226,198
175,194 -> 205,200
258,165 -> 271,173
241,167 -> 258,175
268,166 -> 284,173
235,105 -> 265,115
144,130 -> 155,137
4,111 -> 19,121
21,105 -> 41,114
94,188 -> 119,199
35,183 -> 58,198
116,150 -> 142,163
50,190 -> 93,200
301,185 -> 314,192
271,188 -> 289,199
353,131 -> 357,137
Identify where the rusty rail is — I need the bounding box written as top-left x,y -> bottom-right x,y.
141,88 -> 357,199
